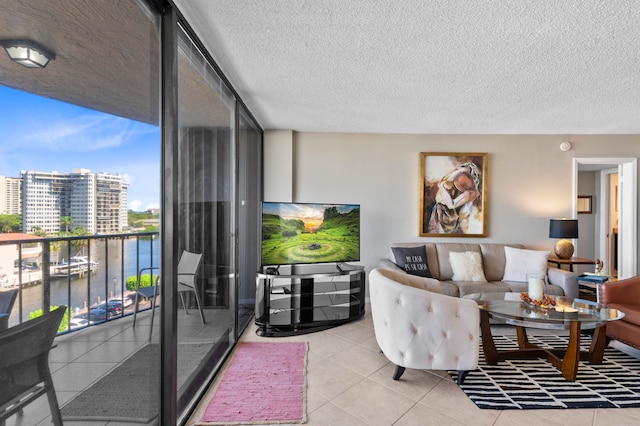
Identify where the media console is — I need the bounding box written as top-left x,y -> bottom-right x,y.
254,264 -> 366,337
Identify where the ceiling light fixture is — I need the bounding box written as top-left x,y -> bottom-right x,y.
1,39 -> 55,68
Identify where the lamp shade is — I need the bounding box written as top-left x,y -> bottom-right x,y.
549,219 -> 578,239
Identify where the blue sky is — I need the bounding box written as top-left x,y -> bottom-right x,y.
0,86 -> 160,211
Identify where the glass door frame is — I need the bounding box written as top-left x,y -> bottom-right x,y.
159,3 -> 264,424
159,4 -> 180,425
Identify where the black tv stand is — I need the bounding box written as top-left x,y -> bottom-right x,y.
264,265 -> 281,275
255,264 -> 365,337
336,262 -> 348,272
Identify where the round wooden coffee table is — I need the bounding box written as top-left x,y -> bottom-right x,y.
464,292 -> 624,381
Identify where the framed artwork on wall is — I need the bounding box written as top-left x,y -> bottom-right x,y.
577,195 -> 593,214
419,152 -> 488,237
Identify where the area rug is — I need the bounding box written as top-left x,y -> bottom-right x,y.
61,343 -> 212,423
449,334 -> 640,410
197,341 -> 308,425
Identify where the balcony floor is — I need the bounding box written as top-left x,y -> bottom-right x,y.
4,305 -> 231,426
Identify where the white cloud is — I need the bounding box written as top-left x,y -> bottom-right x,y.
24,113 -> 156,153
129,200 -> 143,211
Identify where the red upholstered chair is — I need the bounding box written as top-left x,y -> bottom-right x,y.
598,276 -> 640,349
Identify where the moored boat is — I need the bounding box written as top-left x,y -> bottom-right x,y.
51,256 -> 98,278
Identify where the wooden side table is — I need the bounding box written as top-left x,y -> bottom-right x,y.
548,255 -> 597,272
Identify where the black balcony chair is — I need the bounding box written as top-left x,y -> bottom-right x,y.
0,289 -> 18,331
0,306 -> 66,426
133,266 -> 160,339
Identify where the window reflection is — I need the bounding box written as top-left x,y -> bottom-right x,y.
176,26 -> 236,414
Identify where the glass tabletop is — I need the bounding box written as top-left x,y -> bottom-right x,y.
464,292 -> 624,329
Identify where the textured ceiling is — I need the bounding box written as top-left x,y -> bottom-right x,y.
174,0 -> 640,134
0,0 -> 231,128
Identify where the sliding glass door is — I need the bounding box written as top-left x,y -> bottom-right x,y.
237,106 -> 262,334
1,1 -> 262,423
175,25 -> 237,416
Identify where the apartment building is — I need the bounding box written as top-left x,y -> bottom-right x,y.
0,176 -> 21,215
21,168 -> 128,234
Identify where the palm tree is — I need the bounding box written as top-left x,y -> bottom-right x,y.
60,216 -> 72,233
30,226 -> 48,237
70,226 -> 91,255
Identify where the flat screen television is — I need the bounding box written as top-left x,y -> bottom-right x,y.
261,202 -> 360,267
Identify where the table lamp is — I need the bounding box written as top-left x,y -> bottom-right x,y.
549,219 -> 578,259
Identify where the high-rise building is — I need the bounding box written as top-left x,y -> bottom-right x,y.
0,176 -> 22,215
95,171 -> 129,233
21,168 -> 128,234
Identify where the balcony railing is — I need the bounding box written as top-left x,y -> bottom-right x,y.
0,231 -> 159,332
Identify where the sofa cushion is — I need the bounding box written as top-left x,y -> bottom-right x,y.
500,281 -> 565,296
502,246 -> 550,282
435,243 -> 482,281
391,246 -> 432,277
480,243 -> 524,281
390,243 -> 440,279
448,280 -> 512,298
449,251 -> 487,282
375,267 -> 460,297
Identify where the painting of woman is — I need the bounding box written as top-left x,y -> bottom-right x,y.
420,153 -> 487,237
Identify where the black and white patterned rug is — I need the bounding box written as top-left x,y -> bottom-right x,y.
449,334 -> 640,410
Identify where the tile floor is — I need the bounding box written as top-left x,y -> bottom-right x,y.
188,305 -> 640,426
4,306 -> 229,426
5,304 -> 640,426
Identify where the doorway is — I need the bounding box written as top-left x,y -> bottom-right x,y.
573,158 -> 637,279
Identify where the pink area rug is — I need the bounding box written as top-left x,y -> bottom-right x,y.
197,342 -> 308,425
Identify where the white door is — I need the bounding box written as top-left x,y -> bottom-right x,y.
617,160 -> 638,278
574,158 -> 637,279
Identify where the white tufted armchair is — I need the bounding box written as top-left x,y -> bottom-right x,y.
369,268 -> 480,384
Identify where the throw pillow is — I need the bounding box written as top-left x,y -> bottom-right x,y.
449,251 -> 487,282
502,246 -> 550,282
391,246 -> 432,277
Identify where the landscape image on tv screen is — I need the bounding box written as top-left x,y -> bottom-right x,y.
261,202 -> 360,266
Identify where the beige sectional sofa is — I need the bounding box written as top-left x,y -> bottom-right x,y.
379,242 -> 578,299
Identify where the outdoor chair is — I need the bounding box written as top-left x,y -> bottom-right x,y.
133,266 -> 160,339
177,250 -> 205,325
0,289 -> 18,331
0,306 -> 66,426
132,250 -> 205,339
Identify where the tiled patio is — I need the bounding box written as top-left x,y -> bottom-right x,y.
4,306 -> 227,426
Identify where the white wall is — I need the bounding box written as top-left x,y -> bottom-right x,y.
263,130 -> 294,202
264,132 -> 640,279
